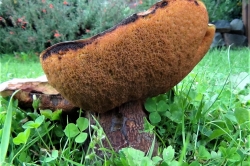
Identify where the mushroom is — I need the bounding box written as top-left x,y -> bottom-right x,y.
40,0 -> 215,154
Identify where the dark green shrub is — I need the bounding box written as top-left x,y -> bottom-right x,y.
0,0 -> 243,53
203,0 -> 242,22
0,0 -> 138,54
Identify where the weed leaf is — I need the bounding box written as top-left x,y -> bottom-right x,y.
64,123 -> 80,138
51,109 -> 62,121
18,151 -> 31,162
40,109 -> 62,121
152,156 -> 162,164
208,129 -> 227,141
157,100 -> 168,112
198,145 -> 211,160
162,146 -> 175,162
224,111 -> 237,123
234,107 -> 250,125
13,128 -> 30,145
22,121 -> 36,129
23,115 -> 44,129
27,112 -> 39,120
35,115 -> 45,125
40,109 -> 53,119
75,132 -> 88,143
189,161 -> 200,166
149,112 -> 161,124
120,148 -> 152,165
76,117 -> 89,131
145,98 -> 157,112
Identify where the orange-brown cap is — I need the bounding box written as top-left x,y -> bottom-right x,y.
40,0 -> 215,113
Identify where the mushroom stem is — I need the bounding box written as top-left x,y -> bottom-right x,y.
95,100 -> 158,154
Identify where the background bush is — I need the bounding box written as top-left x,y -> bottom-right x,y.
0,0 -> 243,54
0,0 -> 144,53
203,0 -> 242,22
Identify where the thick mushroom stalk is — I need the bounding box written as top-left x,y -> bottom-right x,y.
40,0 -> 215,154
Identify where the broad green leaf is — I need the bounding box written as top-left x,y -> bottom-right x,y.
163,111 -> 171,119
152,156 -> 162,164
160,161 -> 168,166
168,103 -> 182,123
76,117 -> 89,131
75,132 -> 88,143
189,161 -> 200,166
64,123 -> 80,138
228,153 -> 241,162
162,146 -> 175,162
211,150 -> 221,159
22,121 -> 36,129
227,147 -> 241,162
140,157 -> 154,165
234,107 -> 250,125
54,125 -> 64,137
40,109 -> 53,119
27,112 -> 39,120
18,151 -> 31,162
149,112 -> 161,124
145,98 -> 157,112
157,100 -> 168,112
224,111 -> 237,123
169,160 -> 180,166
126,148 -> 145,158
22,115 -> 44,129
208,129 -> 227,141
198,145 -> 211,160
238,94 -> 250,104
51,150 -> 59,158
195,93 -> 203,102
230,72 -> 250,90
35,115 -> 45,126
219,146 -> 227,157
40,109 -> 62,121
121,147 -> 146,165
13,128 -> 30,145
51,109 -> 62,121
169,103 -> 182,123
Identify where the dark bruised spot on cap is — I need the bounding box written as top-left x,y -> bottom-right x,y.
194,1 -> 199,6
42,41 -> 90,60
160,1 -> 168,8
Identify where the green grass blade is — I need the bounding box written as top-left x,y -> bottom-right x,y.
0,90 -> 20,164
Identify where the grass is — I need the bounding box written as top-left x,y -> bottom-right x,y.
0,47 -> 249,165
0,52 -> 44,83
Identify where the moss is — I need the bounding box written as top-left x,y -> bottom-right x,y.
40,0 -> 215,113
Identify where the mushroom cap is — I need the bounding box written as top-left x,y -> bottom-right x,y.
40,0 -> 215,113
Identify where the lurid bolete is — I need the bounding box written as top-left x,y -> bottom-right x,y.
40,0 -> 215,154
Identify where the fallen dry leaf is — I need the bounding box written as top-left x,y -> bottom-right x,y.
0,75 -> 78,112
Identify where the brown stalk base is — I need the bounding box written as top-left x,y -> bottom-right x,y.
94,100 -> 158,155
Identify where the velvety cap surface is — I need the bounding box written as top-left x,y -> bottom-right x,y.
40,0 -> 215,113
